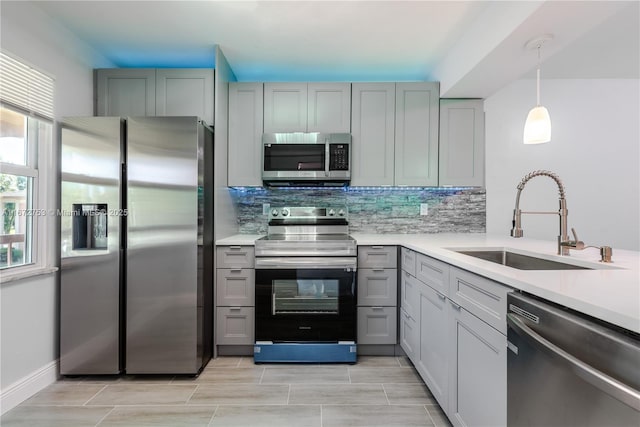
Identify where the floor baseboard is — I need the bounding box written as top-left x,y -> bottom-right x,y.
0,360 -> 58,415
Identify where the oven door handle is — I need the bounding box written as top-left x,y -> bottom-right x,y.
255,257 -> 357,270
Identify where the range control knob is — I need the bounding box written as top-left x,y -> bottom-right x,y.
281,208 -> 290,217
271,209 -> 279,217
328,209 -> 336,217
338,209 -> 346,217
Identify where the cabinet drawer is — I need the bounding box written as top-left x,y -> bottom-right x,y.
357,269 -> 397,306
216,307 -> 255,345
216,246 -> 255,269
358,245 -> 398,269
357,307 -> 397,345
400,270 -> 419,320
416,253 -> 449,297
449,267 -> 512,334
401,248 -> 417,277
216,269 -> 255,306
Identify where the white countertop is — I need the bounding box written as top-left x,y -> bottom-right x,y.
216,233 -> 640,333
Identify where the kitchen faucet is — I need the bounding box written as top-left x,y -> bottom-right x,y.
510,170 -> 574,256
509,170 -> 613,261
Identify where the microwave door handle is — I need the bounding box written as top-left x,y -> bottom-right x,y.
325,142 -> 330,177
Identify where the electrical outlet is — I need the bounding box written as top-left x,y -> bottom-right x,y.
420,203 -> 429,216
262,203 -> 270,215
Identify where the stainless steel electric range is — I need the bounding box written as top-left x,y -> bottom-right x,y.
253,206 -> 357,363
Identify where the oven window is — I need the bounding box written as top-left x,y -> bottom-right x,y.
263,144 -> 325,171
273,279 -> 339,314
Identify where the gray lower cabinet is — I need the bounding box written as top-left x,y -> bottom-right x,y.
400,248 -> 510,427
357,246 -> 398,347
216,307 -> 255,345
448,302 -> 507,427
215,246 -> 255,348
416,281 -> 449,410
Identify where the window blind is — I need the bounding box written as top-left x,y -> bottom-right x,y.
0,52 -> 54,119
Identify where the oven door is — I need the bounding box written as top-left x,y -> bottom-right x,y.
255,257 -> 357,343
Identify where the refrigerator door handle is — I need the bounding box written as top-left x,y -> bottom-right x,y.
507,313 -> 640,410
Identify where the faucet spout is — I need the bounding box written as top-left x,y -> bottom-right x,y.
510,170 -> 570,255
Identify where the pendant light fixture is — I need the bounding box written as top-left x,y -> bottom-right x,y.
523,34 -> 553,144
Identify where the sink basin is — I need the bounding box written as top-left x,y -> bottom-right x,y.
454,250 -> 592,270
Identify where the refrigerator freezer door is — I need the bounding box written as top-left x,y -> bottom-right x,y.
60,117 -> 122,375
125,117 -> 200,374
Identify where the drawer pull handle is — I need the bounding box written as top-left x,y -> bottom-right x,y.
230,269 -> 242,273
372,268 -> 385,272
229,307 -> 242,311
450,301 -> 461,310
436,291 -> 446,300
372,306 -> 384,310
371,246 -> 384,250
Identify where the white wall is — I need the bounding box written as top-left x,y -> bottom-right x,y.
0,0 -> 113,413
485,78 -> 640,251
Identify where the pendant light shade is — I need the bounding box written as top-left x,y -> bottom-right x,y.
523,105 -> 551,144
523,35 -> 553,145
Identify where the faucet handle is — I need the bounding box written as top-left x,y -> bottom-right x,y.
570,228 -> 585,250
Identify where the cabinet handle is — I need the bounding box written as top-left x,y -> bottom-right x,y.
229,246 -> 242,250
372,306 -> 384,310
371,246 -> 384,250
230,269 -> 242,273
372,268 -> 385,272
436,291 -> 446,300
229,307 -> 242,311
450,300 -> 461,310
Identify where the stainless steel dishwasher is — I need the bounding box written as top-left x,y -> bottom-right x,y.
507,292 -> 640,426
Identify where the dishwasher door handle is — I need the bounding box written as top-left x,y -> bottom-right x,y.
507,313 -> 640,411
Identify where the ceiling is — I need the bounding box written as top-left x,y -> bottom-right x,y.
30,0 -> 640,97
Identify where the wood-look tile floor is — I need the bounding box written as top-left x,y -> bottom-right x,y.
1,356 -> 452,427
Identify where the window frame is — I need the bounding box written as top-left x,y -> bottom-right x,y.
0,104 -> 55,281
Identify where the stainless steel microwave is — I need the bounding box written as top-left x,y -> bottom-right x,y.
262,133 -> 351,186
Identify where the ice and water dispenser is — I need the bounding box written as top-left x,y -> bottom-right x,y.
72,204 -> 108,250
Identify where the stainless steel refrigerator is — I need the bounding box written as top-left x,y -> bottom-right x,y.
59,116 -> 213,375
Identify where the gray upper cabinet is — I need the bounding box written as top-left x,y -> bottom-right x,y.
264,83 -> 307,132
307,83 -> 351,132
264,82 -> 351,133
96,69 -> 156,117
395,82 -> 440,186
155,69 -> 214,125
439,99 -> 485,187
228,82 -> 264,186
95,68 -> 214,124
350,83 -> 395,186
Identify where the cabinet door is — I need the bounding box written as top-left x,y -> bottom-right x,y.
156,69 -> 214,124
350,83 -> 395,186
216,307 -> 255,345
400,307 -> 418,361
264,83 -> 307,132
228,82 -> 263,186
400,271 -> 418,320
357,307 -> 397,345
216,269 -> 255,306
448,304 -> 507,427
394,82 -> 440,186
307,83 -> 351,133
416,282 -> 449,411
96,69 -> 156,116
357,268 -> 397,306
439,99 -> 485,187
416,253 -> 449,297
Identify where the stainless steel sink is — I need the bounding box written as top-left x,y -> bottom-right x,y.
454,250 -> 592,270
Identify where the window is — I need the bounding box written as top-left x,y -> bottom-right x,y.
0,52 -> 54,273
0,106 -> 51,269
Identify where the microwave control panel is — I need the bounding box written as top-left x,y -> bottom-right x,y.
329,144 -> 349,170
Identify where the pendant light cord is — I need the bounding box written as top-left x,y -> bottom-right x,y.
536,45 -> 541,107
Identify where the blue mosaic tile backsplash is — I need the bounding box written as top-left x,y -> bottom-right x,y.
229,187 -> 486,234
